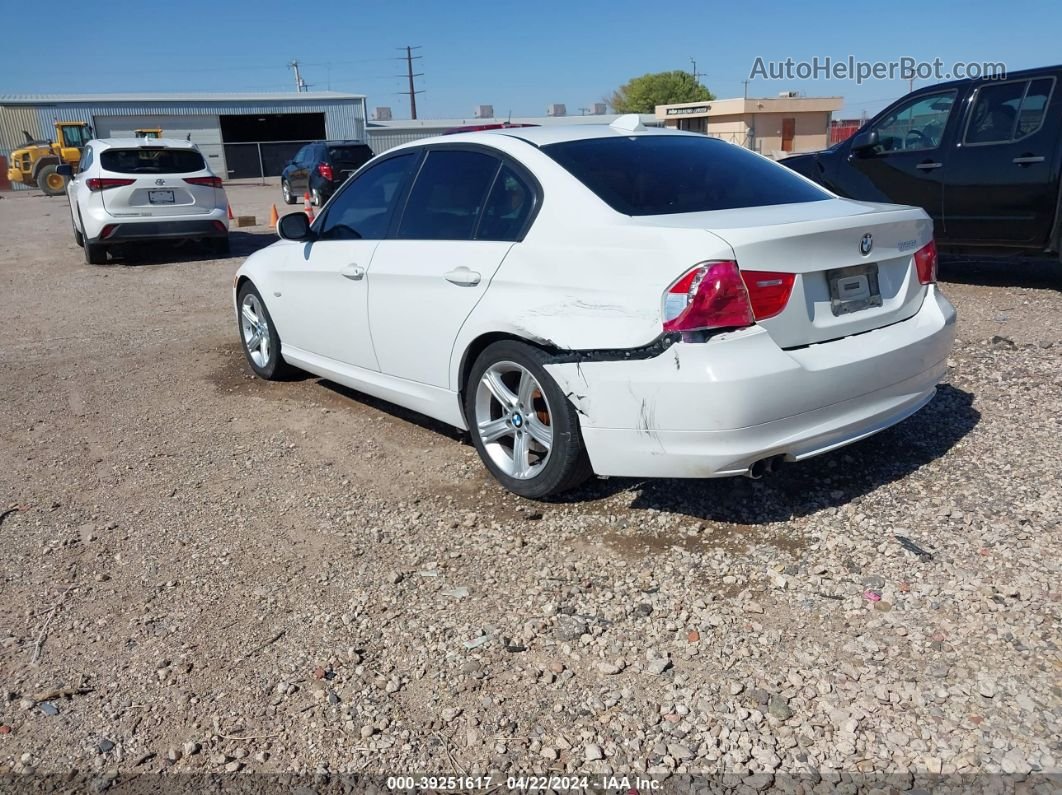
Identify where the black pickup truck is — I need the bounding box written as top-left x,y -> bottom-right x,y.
783,65 -> 1062,259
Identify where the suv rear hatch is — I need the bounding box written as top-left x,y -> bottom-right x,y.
641,199 -> 933,349
326,144 -> 373,182
98,146 -> 219,217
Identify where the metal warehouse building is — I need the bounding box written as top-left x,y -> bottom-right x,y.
0,92 -> 367,182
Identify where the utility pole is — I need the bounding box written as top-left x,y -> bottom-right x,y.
398,45 -> 424,119
289,59 -> 307,93
742,79 -> 750,99
689,57 -> 706,84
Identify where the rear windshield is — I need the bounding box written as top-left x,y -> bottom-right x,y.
327,145 -> 373,167
541,135 -> 831,215
100,148 -> 205,174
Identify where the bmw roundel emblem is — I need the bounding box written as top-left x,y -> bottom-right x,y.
860,233 -> 873,256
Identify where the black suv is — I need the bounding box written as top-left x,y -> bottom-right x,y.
783,65 -> 1062,259
281,141 -> 374,207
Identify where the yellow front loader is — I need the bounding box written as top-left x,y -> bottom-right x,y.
5,121 -> 91,196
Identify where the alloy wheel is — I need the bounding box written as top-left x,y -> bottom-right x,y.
474,361 -> 553,480
240,293 -> 271,367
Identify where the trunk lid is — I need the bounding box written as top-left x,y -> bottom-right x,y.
640,198 -> 933,349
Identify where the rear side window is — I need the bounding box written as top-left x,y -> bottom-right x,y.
964,78 -> 1055,144
477,165 -> 536,241
328,145 -> 373,168
100,148 -> 205,174
398,150 -> 500,240
542,135 -> 830,216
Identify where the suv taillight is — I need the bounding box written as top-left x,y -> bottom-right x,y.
914,240 -> 938,285
317,163 -> 334,180
86,178 -> 134,191
663,261 -> 755,333
184,176 -> 223,188
741,270 -> 796,320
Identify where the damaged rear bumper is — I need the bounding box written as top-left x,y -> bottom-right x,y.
543,287 -> 956,479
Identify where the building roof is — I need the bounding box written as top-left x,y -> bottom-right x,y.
394,119 -> 693,151
369,113 -> 658,130
0,91 -> 365,104
656,96 -> 844,119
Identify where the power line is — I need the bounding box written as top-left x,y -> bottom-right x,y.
396,46 -> 424,119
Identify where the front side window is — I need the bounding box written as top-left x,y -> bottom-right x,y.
397,150 -> 500,240
317,152 -> 417,241
542,135 -> 830,216
871,91 -> 956,152
964,78 -> 1055,144
100,148 -> 205,174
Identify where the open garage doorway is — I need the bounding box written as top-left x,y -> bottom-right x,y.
220,112 -> 326,179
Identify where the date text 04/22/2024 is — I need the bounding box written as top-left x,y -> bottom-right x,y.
385,775 -> 663,791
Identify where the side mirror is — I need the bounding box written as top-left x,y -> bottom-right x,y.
56,164 -> 73,177
277,211 -> 314,241
850,130 -> 879,153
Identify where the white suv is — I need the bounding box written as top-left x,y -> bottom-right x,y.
63,138 -> 230,264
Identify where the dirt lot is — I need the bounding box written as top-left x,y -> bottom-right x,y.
0,185 -> 1060,792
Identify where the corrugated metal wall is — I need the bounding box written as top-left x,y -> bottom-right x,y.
367,126 -> 450,153
1,97 -> 367,189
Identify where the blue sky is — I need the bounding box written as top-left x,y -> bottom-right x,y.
2,0 -> 1058,120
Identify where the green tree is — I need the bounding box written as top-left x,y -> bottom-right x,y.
609,71 -> 715,113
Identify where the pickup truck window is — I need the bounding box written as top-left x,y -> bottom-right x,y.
964,77 -> 1055,145
870,91 -> 956,153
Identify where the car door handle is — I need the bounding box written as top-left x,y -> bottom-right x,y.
340,264 -> 365,280
1012,155 -> 1045,165
916,161 -> 943,170
444,267 -> 481,286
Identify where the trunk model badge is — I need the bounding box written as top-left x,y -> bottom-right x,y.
860,233 -> 873,256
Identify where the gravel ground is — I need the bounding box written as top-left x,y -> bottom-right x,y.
0,185 -> 1060,793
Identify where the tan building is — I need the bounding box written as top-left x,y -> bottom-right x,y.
655,96 -> 844,158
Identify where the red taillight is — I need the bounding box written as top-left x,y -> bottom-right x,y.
99,224 -> 117,239
741,270 -> 796,320
184,176 -> 223,188
317,163 -> 334,180
662,261 -> 755,333
914,240 -> 938,285
212,220 -> 227,233
86,177 -> 134,191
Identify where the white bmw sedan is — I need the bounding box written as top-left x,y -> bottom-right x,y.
234,117 -> 956,498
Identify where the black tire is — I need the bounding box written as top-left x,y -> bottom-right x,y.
72,220 -> 84,248
37,164 -> 68,196
281,180 -> 297,205
236,282 -> 295,381
84,241 -> 107,265
210,236 -> 231,257
464,340 -> 591,499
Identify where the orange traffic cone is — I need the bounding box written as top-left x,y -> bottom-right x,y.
227,204 -> 235,220
269,203 -> 279,228
303,192 -> 315,222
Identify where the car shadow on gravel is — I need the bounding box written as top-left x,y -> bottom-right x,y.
939,255 -> 1061,291
558,384 -> 979,524
104,231 -> 275,266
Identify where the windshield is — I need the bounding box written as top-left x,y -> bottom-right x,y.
542,134 -> 831,216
